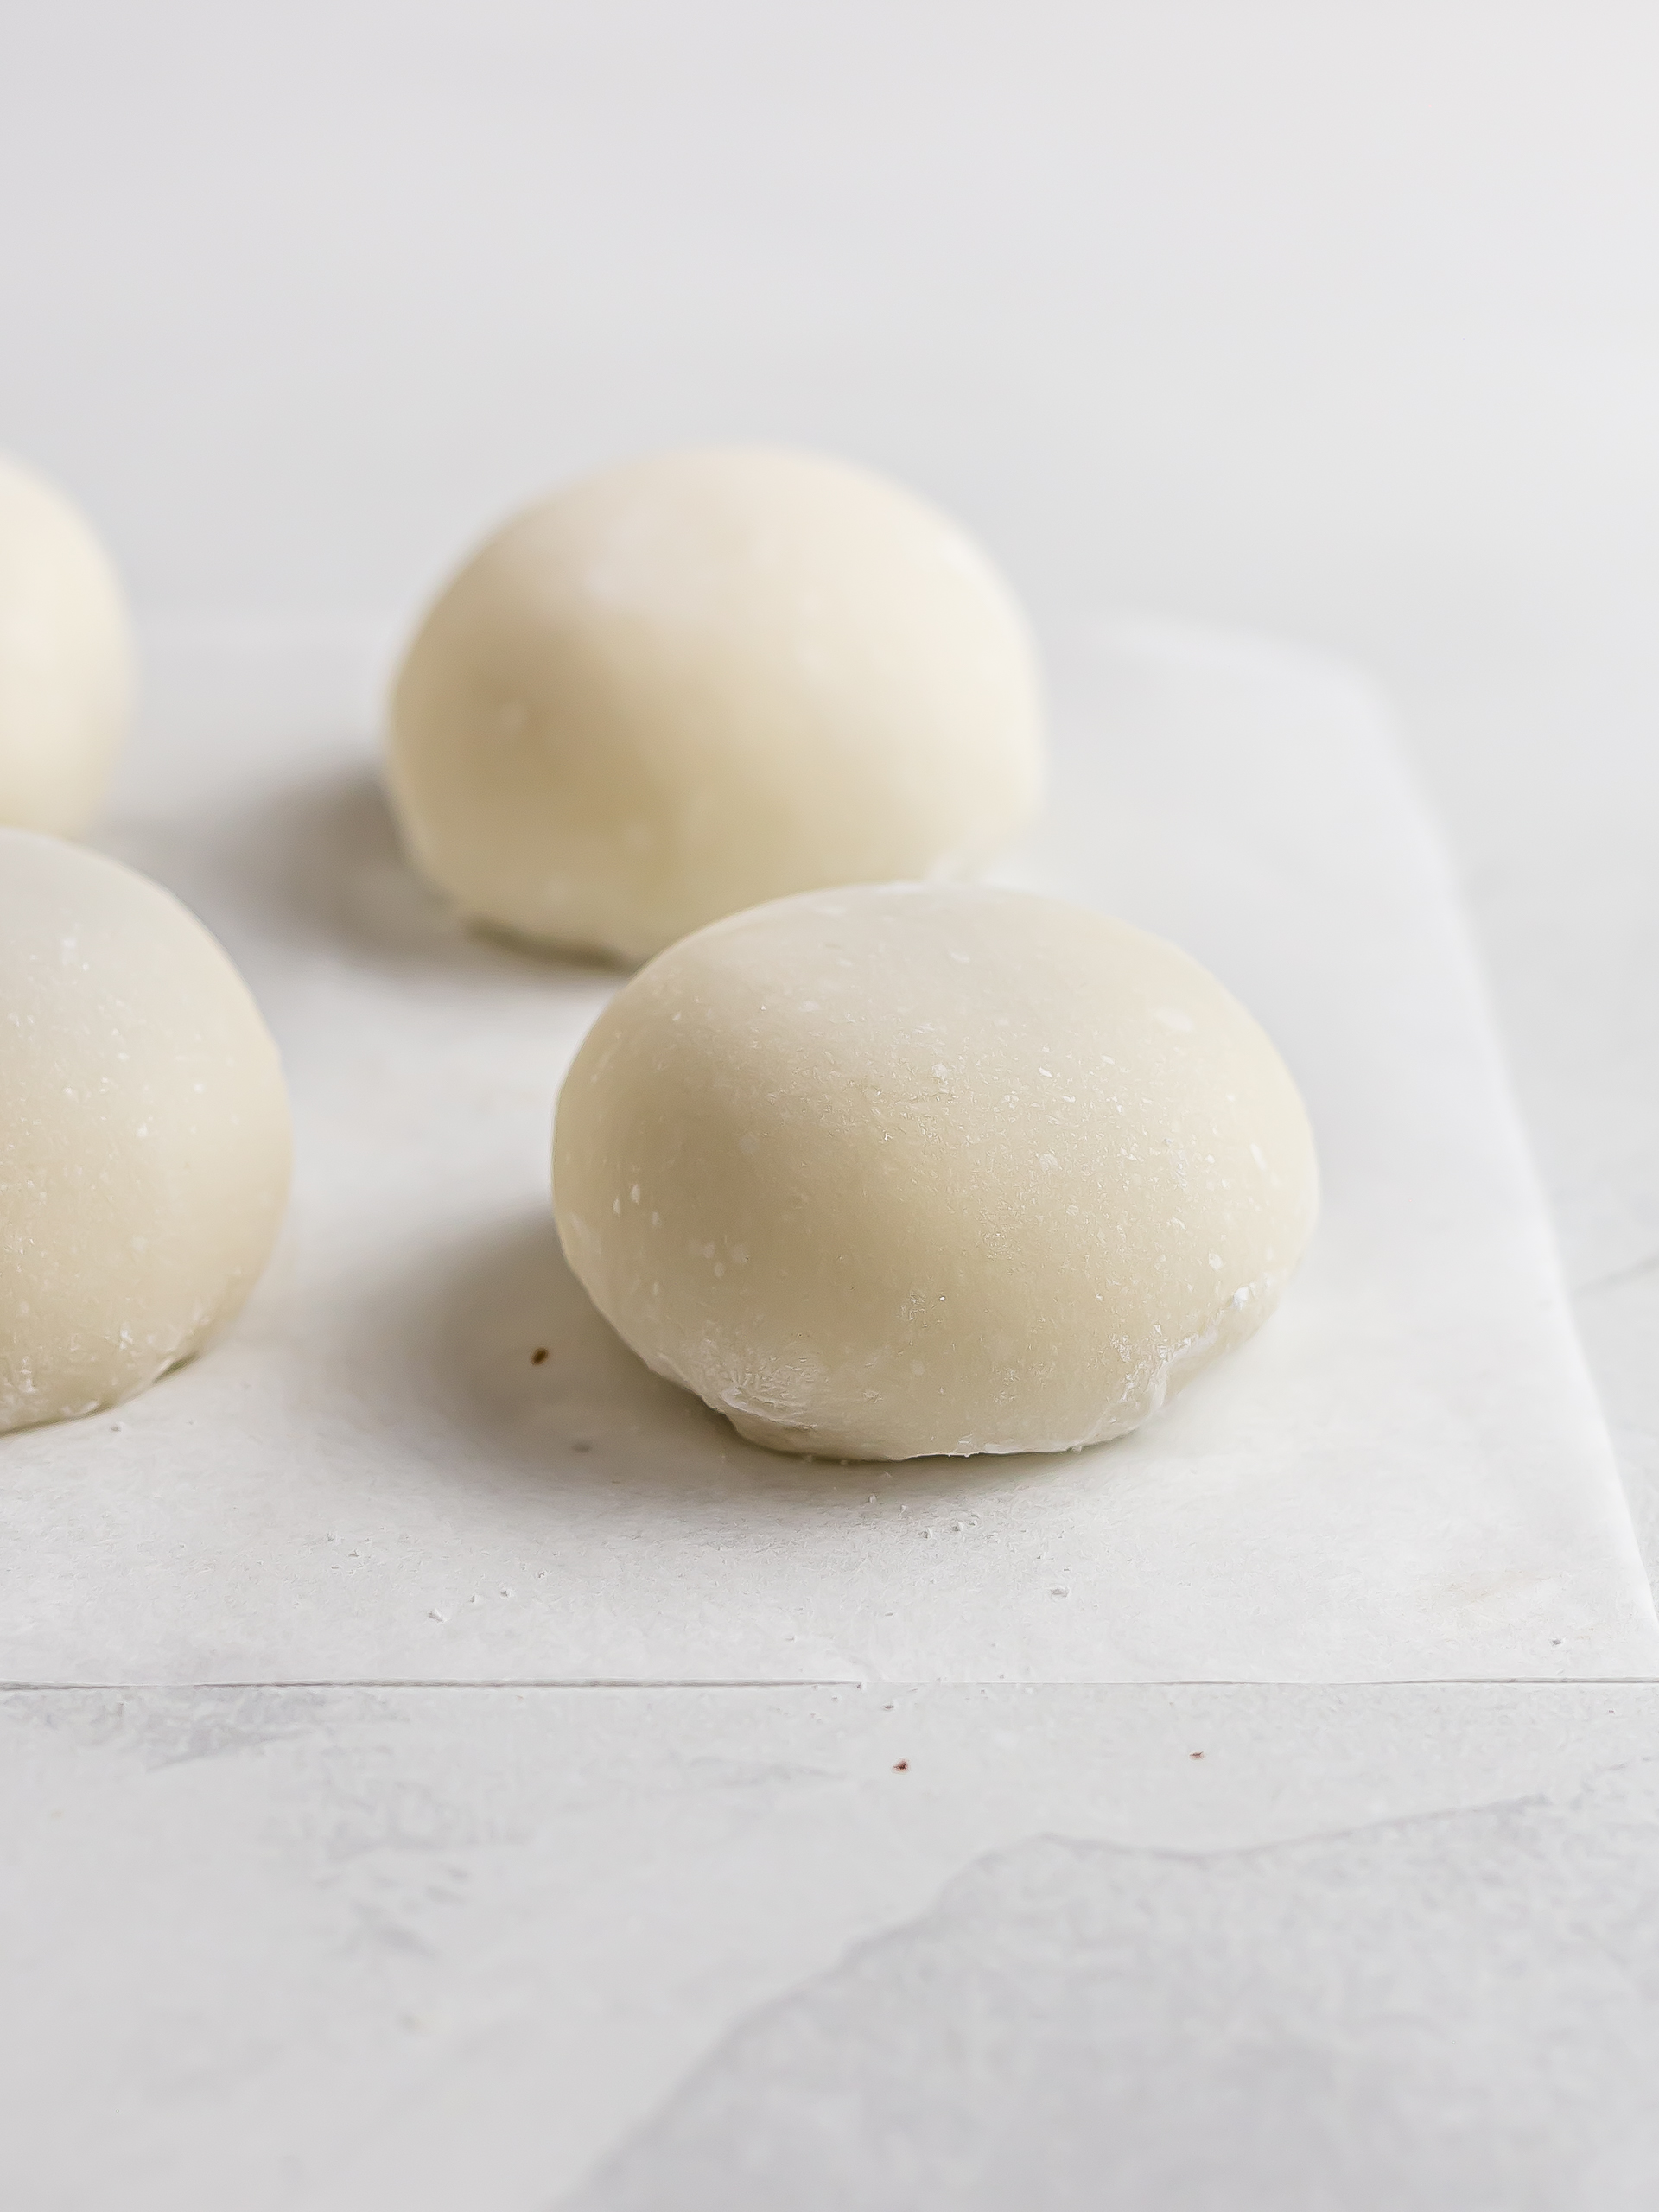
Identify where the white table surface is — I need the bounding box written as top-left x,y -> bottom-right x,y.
4,6 -> 1659,2205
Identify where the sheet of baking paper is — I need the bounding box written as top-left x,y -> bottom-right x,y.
3,620 -> 1655,1685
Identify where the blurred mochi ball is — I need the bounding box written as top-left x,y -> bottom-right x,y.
0,454 -> 135,836
387,448 -> 1046,964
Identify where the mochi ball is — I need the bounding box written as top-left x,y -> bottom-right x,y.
0,833 -> 292,1432
553,883 -> 1319,1461
388,448 -> 1045,964
0,454 -> 135,836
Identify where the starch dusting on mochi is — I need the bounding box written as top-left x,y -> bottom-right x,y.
387,448 -> 1044,963
553,883 -> 1319,1461
0,833 -> 292,1432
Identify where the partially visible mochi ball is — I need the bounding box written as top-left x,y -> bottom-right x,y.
387,448 -> 1045,964
0,454 -> 135,836
554,884 -> 1319,1461
0,833 -> 292,1433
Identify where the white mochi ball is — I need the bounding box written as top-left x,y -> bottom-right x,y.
388,448 -> 1045,964
554,884 -> 1319,1461
0,454 -> 135,836
0,833 -> 292,1433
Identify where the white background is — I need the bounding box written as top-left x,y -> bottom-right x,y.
6,5 -> 1659,2204
4,3 -> 1658,647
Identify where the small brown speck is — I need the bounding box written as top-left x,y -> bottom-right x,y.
531,1348 -> 549,1364
1190,1751 -> 1204,1760
893,1759 -> 909,1771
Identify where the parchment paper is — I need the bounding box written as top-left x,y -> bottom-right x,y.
3,619 -> 1654,1684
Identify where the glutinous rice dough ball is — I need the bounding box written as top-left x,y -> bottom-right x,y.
387,448 -> 1045,963
0,453 -> 136,836
554,883 -> 1319,1461
1,833 -> 292,1433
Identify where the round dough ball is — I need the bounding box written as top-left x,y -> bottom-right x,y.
0,454 -> 135,836
0,832 -> 292,1433
555,884 -> 1318,1460
388,448 -> 1045,964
